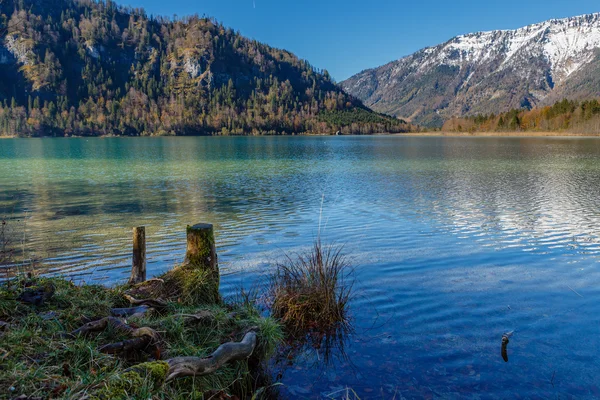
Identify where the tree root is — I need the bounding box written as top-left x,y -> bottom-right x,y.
66,317 -> 161,356
175,310 -> 240,327
164,330 -> 257,381
67,317 -> 135,337
99,336 -> 152,354
176,310 -> 215,325
67,316 -> 258,381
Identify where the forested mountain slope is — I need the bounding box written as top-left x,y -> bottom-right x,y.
0,0 -> 409,136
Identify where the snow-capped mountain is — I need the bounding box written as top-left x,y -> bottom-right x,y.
341,13 -> 600,127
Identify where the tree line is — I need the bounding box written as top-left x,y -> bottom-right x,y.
443,99 -> 600,134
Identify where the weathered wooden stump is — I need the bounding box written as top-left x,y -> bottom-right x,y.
185,224 -> 219,285
129,227 -> 146,285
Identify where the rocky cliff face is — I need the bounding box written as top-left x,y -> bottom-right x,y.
341,14 -> 600,127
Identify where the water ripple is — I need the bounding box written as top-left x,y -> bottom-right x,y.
3,136 -> 600,398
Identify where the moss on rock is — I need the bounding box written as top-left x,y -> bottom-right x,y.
129,360 -> 169,385
93,371 -> 146,399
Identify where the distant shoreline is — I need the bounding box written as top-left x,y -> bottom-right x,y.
389,131 -> 600,138
3,131 -> 600,139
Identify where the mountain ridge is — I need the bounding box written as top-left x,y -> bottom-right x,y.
341,13 -> 600,127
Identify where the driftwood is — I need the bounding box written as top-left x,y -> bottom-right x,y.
165,330 -> 257,381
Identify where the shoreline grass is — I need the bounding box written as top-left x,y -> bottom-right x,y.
1,216 -> 356,399
0,273 -> 282,399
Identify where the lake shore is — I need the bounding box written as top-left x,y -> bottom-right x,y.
1,270 -> 281,398
389,131 -> 600,137
3,131 -> 600,138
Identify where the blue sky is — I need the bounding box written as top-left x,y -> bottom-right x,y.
124,0 -> 599,82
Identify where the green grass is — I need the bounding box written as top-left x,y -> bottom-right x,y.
0,273 -> 282,399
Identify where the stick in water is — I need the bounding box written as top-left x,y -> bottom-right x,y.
501,331 -> 514,363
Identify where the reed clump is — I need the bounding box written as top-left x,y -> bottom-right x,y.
0,217 -> 16,267
270,240 -> 353,338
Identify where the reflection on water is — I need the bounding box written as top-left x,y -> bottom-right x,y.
2,136 -> 600,398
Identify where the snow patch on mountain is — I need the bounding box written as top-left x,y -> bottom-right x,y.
428,13 -> 600,83
341,13 -> 600,126
4,35 -> 34,65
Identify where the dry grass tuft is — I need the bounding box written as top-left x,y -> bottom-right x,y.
270,240 -> 353,339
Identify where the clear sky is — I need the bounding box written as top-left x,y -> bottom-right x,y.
122,0 -> 599,82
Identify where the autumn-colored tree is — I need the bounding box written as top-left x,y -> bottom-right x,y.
442,98 -> 600,134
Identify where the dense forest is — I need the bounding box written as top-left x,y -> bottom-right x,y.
0,0 -> 411,137
442,99 -> 600,134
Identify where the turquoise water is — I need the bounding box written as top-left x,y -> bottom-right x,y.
2,136 -> 600,398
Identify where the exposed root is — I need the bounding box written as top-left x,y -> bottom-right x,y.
2,271 -> 282,399
66,317 -> 161,356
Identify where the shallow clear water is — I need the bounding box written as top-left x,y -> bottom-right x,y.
2,136 -> 600,398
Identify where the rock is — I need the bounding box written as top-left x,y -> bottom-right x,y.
17,283 -> 55,306
39,311 -> 58,321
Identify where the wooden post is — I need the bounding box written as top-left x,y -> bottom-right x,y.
130,227 -> 146,285
185,223 -> 219,287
